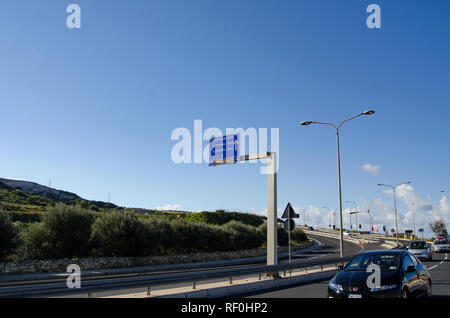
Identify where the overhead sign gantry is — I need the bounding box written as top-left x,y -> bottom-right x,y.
209,134 -> 278,266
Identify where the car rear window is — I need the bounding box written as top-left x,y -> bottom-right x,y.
409,241 -> 427,249
345,253 -> 401,272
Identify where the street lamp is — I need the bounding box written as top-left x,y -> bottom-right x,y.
439,190 -> 449,222
322,207 -> 332,228
300,109 -> 375,258
298,208 -> 306,226
350,210 -> 370,231
367,199 -> 381,233
377,181 -> 411,243
345,200 -> 357,231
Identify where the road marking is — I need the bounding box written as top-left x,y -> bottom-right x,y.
428,253 -> 447,271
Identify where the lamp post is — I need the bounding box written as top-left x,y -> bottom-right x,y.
350,210 -> 370,231
377,181 -> 411,243
300,110 -> 375,257
298,208 -> 306,226
440,190 -> 449,223
322,206 -> 332,229
367,199 -> 381,233
345,200 -> 357,232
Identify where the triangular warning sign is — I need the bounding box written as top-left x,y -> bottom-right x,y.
282,202 -> 299,219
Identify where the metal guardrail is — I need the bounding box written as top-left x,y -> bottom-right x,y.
0,256 -> 353,298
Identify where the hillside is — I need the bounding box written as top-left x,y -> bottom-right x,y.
0,178 -> 265,227
0,178 -> 118,214
0,178 -> 80,202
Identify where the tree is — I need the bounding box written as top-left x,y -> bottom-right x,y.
90,211 -> 150,257
429,218 -> 447,237
0,211 -> 17,260
19,204 -> 94,259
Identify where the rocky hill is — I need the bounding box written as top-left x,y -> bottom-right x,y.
0,178 -> 118,213
0,178 -> 80,202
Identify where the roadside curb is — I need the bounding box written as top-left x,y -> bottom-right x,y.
154,270 -> 337,298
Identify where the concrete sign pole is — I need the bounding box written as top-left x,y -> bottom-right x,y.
267,152 -> 278,266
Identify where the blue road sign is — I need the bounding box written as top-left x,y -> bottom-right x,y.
418,228 -> 424,232
209,134 -> 239,166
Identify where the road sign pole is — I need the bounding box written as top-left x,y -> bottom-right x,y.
267,152 -> 278,266
288,207 -> 291,263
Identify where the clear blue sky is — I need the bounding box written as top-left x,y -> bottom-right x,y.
1,1 -> 449,235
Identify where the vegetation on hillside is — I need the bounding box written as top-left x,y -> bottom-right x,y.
1,204 -> 307,261
0,211 -> 18,260
184,210 -> 265,227
0,186 -> 119,215
0,183 -> 307,261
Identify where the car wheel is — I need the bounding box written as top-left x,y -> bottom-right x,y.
401,287 -> 409,299
426,280 -> 432,298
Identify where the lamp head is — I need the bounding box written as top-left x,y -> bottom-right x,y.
362,110 -> 375,115
300,121 -> 312,126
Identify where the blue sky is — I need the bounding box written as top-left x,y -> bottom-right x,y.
1,1 -> 449,237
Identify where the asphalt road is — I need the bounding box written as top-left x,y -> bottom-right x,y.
61,233 -> 373,298
1,231 -> 381,298
248,248 -> 450,298
58,234 -> 361,298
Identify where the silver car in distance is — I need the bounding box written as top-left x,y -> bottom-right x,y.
408,241 -> 432,261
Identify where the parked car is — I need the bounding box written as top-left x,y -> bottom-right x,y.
431,239 -> 450,253
408,241 -> 432,261
343,231 -> 351,237
328,250 -> 431,298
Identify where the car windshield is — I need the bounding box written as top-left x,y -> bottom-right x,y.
344,253 -> 401,272
435,240 -> 448,245
409,241 -> 427,249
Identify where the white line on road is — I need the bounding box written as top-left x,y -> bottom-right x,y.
428,253 -> 447,271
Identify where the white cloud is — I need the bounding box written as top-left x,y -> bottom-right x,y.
155,204 -> 181,211
277,186 -> 450,239
244,188 -> 450,239
361,163 -> 380,176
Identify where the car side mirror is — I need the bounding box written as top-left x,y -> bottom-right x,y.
406,265 -> 416,273
337,264 -> 344,270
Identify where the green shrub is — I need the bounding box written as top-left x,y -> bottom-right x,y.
257,222 -> 289,246
18,223 -> 53,260
184,211 -> 264,227
168,218 -> 230,254
222,221 -> 263,250
0,212 -> 17,260
90,211 -> 150,257
17,204 -> 94,259
6,212 -> 41,223
42,204 -> 95,258
290,228 -> 307,243
142,217 -> 173,255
